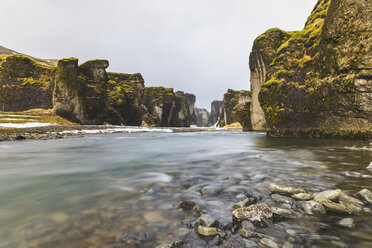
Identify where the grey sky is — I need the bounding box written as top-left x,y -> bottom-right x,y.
1,0 -> 317,109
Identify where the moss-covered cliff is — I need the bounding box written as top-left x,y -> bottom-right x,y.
250,0 -> 371,139
106,72 -> 145,126
219,89 -> 252,130
141,87 -> 194,127
0,55 -> 55,111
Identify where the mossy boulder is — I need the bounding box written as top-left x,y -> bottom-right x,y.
0,55 -> 55,111
251,0 -> 371,139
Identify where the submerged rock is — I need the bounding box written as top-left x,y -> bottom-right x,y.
271,207 -> 300,219
356,189 -> 372,204
156,240 -> 184,248
233,199 -> 251,209
242,220 -> 256,230
336,218 -> 355,228
260,237 -> 279,248
239,229 -> 264,239
269,183 -> 311,195
178,200 -> 197,210
196,226 -> 218,236
201,184 -> 223,196
232,204 -> 272,227
197,214 -> 218,227
297,201 -> 326,216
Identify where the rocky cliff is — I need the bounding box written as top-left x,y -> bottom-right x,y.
194,108 -> 210,127
106,72 -> 145,126
53,58 -> 108,125
1,50 -> 196,127
0,55 -> 55,111
209,100 -> 222,126
219,89 -> 252,130
250,0 -> 371,139
141,87 -> 195,127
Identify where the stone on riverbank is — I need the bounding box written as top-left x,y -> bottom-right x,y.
239,229 -> 264,239
336,218 -> 355,228
314,189 -> 342,202
269,183 -> 311,195
271,194 -> 294,205
196,226 -> 218,236
271,207 -> 300,219
291,193 -> 313,201
197,214 -> 218,227
297,201 -> 326,216
356,189 -> 372,204
260,237 -> 279,248
232,204 -> 272,227
233,199 -> 251,209
156,240 -> 184,248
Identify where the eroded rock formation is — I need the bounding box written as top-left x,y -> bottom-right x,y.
209,100 -> 222,126
251,0 -> 371,139
219,89 -> 252,130
0,51 -> 196,127
0,55 -> 54,111
53,58 -> 108,125
194,108 -> 210,127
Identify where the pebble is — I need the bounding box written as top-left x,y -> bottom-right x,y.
197,214 -> 218,227
260,237 -> 279,248
196,226 -> 218,236
271,207 -> 299,218
291,193 -> 313,201
367,162 -> 372,170
241,220 -> 255,230
239,228 -> 264,238
269,183 -> 311,195
155,240 -> 184,248
271,194 -> 294,205
336,218 -> 355,228
314,189 -> 342,202
298,201 -> 327,216
201,184 -> 223,196
233,199 -> 251,209
232,204 -> 272,227
356,189 -> 372,204
243,239 -> 259,247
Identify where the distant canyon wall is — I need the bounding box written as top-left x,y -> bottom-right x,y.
0,54 -> 197,127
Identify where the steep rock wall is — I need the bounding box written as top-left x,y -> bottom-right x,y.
106,72 -> 145,126
53,58 -> 108,125
249,29 -> 291,131
141,87 -> 194,127
0,55 -> 54,111
194,108 -> 210,127
255,0 -> 371,139
219,89 -> 252,129
209,100 -> 222,126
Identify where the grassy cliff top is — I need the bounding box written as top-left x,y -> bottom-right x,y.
0,45 -> 57,67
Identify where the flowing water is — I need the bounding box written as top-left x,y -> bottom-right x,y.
0,131 -> 371,248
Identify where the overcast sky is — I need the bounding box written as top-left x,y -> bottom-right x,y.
1,0 -> 317,109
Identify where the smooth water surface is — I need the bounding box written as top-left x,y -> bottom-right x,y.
0,131 -> 371,247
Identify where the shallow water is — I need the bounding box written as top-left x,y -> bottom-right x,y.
0,131 -> 371,248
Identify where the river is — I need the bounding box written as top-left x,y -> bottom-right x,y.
0,131 -> 371,247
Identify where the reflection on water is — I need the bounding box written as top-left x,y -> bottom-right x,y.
0,132 -> 371,247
